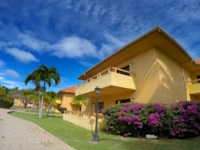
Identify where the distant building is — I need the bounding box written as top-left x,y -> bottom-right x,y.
57,86 -> 90,112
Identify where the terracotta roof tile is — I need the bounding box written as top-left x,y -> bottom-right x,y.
58,86 -> 76,94
195,58 -> 200,65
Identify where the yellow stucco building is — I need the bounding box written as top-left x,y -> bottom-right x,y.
57,86 -> 90,112
75,26 -> 200,113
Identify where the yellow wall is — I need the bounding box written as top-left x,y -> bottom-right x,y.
191,70 -> 200,81
185,69 -> 200,101
184,69 -> 193,101
14,99 -> 24,107
81,98 -> 92,112
79,47 -> 200,112
88,47 -> 189,110
59,92 -> 90,112
91,91 -> 133,113
63,114 -> 106,131
155,49 -> 186,103
61,93 -> 77,111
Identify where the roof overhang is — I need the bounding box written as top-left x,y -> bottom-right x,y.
57,91 -> 75,95
184,62 -> 200,72
78,26 -> 192,80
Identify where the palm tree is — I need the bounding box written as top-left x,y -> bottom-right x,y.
25,65 -> 60,118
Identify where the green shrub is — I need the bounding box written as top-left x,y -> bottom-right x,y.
103,104 -> 123,134
0,97 -> 14,108
58,107 -> 67,113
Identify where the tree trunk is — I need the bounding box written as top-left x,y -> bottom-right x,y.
46,103 -> 51,116
37,91 -> 40,109
39,92 -> 43,118
39,83 -> 46,119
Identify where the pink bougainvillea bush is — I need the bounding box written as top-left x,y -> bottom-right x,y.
103,101 -> 200,138
170,101 -> 200,138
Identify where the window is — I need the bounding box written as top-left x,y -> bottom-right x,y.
116,99 -> 130,104
78,106 -> 82,112
197,75 -> 200,83
96,102 -> 104,112
117,65 -> 130,76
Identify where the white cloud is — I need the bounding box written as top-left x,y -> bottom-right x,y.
0,75 -> 22,89
0,59 -> 5,68
3,69 -> 20,78
104,33 -> 124,47
78,60 -> 93,68
50,36 -> 97,58
6,48 -> 39,63
18,33 -> 49,52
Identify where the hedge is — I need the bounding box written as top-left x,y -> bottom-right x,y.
0,97 -> 14,108
104,101 -> 200,138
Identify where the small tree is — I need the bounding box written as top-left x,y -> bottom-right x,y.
70,96 -> 86,105
45,91 -> 57,116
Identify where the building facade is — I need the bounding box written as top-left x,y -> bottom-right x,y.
75,26 -> 200,113
57,86 -> 90,112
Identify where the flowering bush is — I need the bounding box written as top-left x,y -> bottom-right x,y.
170,101 -> 200,138
103,101 -> 200,138
117,103 -> 144,136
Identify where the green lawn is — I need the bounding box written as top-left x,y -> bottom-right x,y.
10,112 -> 200,150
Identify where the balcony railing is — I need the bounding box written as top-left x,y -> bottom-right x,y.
78,67 -> 135,87
188,79 -> 200,95
188,79 -> 200,85
76,67 -> 136,97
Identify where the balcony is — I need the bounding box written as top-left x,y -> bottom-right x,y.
76,67 -> 136,98
188,79 -> 200,95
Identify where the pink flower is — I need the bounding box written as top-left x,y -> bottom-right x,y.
170,131 -> 176,136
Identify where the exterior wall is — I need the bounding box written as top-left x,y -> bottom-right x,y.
89,47 -> 189,110
130,48 -> 161,103
82,98 -> 92,112
91,48 -> 162,109
184,69 -> 192,101
63,114 -> 106,131
188,70 -> 200,101
91,91 -> 133,113
186,70 -> 200,101
59,92 -> 89,112
61,93 -> 77,111
190,70 -> 200,81
155,49 -> 185,103
14,99 -> 24,107
115,47 -> 162,104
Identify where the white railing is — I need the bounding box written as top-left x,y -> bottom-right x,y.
78,67 -> 135,87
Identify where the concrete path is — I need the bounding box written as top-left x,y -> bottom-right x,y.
0,108 -> 76,150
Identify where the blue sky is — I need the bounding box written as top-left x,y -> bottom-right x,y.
0,0 -> 200,92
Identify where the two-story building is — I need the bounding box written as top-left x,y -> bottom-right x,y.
75,26 -> 200,113
57,86 -> 90,112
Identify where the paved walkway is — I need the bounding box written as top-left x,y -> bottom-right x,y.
0,108 -> 75,150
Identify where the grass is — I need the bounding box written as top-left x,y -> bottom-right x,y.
10,112 -> 200,150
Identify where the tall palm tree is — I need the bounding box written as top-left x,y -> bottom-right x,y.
25,64 -> 60,118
